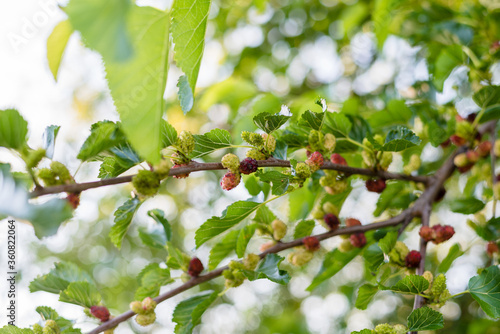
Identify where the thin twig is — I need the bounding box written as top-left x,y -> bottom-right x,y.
29,159 -> 430,198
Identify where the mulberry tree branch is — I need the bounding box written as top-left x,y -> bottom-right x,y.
29,159 -> 430,198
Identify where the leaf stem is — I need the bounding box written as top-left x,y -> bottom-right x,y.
449,290 -> 469,299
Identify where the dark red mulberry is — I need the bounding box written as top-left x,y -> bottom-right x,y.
239,158 -> 258,174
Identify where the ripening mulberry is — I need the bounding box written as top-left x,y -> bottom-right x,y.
405,250 -> 422,268
239,157 -> 258,174
350,233 -> 367,248
90,306 -> 110,322
305,151 -> 324,172
323,213 -> 340,230
366,179 -> 386,193
221,172 -> 241,191
188,257 -> 204,277
303,236 -> 320,251
330,153 -> 347,166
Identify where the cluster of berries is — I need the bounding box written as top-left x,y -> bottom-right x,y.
256,219 -> 288,252
320,153 -> 349,195
388,241 -> 421,269
453,140 -> 491,173
307,130 -> 336,156
170,130 -> 195,179
222,254 -> 260,288
372,323 -> 408,334
32,320 -> 60,334
423,271 -> 451,307
361,135 -> 393,171
220,153 -> 259,191
130,297 -> 157,326
288,236 -> 321,266
419,224 -> 455,244
337,218 -> 367,251
241,131 -> 276,160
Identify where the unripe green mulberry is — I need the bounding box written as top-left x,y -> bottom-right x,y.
33,324 -> 43,334
431,274 -> 447,297
42,320 -> 60,334
374,323 -> 398,334
132,170 -> 160,196
142,297 -> 157,313
295,162 -> 311,179
322,202 -> 339,216
379,152 -> 393,170
311,205 -> 325,219
423,271 -> 433,295
320,173 -> 348,195
393,324 -> 408,334
404,154 -> 421,174
288,248 -> 314,266
388,241 -> 409,267
246,149 -> 267,160
338,239 -> 354,252
37,168 -> 58,186
221,153 -> 240,173
362,150 -> 376,168
135,313 -> 156,326
154,159 -> 171,179
272,219 -> 287,240
262,133 -> 276,153
323,133 -> 336,153
50,161 -> 72,183
26,148 -> 46,168
223,268 -> 246,288
244,253 -> 260,270
455,121 -> 475,141
130,301 -> 145,314
308,130 -> 324,152
178,131 -> 195,155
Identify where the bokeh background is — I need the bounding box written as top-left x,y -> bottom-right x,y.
1,0 -> 500,333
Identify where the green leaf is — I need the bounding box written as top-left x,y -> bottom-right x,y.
244,174 -> 262,196
96,5 -> 169,163
468,217 -> 500,241
307,248 -> 362,291
293,220 -> 315,239
109,197 -> 142,248
256,170 -> 290,195
480,104 -> 500,123
243,254 -> 290,284
369,100 -> 412,128
383,274 -> 429,295
378,231 -> 398,254
351,330 -> 373,334
450,197 -> 485,214
432,44 -> 463,91
30,198 -> 74,239
0,109 -> 28,150
236,224 -> 256,258
379,127 -> 421,151
59,282 -> 101,308
0,326 -> 33,334
98,156 -> 130,179
355,284 -> 378,310
138,226 -> 167,249
161,120 -> 178,148
363,244 -> 385,272
323,112 -> 352,137
191,129 -> 232,158
438,243 -> 464,273
65,0 -> 132,62
253,205 -> 276,225
47,20 -> 73,81
36,306 -> 60,320
407,307 -> 444,331
176,75 -> 194,113
195,201 -> 261,247
473,86 -> 500,109
299,110 -> 324,130
77,121 -> 125,161
166,242 -> 190,270
208,230 -> 239,270
374,183 -> 405,217
273,140 -> 288,160
42,125 -> 61,159
171,0 -> 211,113
428,121 -> 448,147
135,263 -> 173,300
173,290 -> 218,334
97,143 -> 142,179
468,266 -> 500,318
148,209 -> 172,242
29,262 -> 94,294
253,112 -> 291,134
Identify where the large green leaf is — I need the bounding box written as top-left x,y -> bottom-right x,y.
65,0 -> 132,62
293,220 -> 315,239
438,243 -> 463,273
450,197 -> 485,214
195,201 -> 261,247
299,110 -> 324,130
468,266 -> 500,318
370,127 -> 421,152
208,230 -> 239,270
253,112 -> 291,134
77,121 -> 126,161
473,85 -> 500,109
323,112 -> 352,137
382,275 -> 429,295
109,197 -> 142,248
29,262 -> 94,294
236,224 -> 256,258
171,0 -> 211,112
431,44 -> 463,91
59,282 -> 102,308
135,263 -> 174,300
47,20 -> 73,81
243,254 -> 290,284
96,5 -> 170,164
191,129 -> 232,158
355,284 -> 378,310
0,109 -> 28,150
428,120 -> 448,147
0,326 -> 33,334
173,290 -> 218,334
363,244 -> 385,272
407,307 -> 444,331
256,170 -> 290,195
307,247 -> 362,291
378,231 -> 398,254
